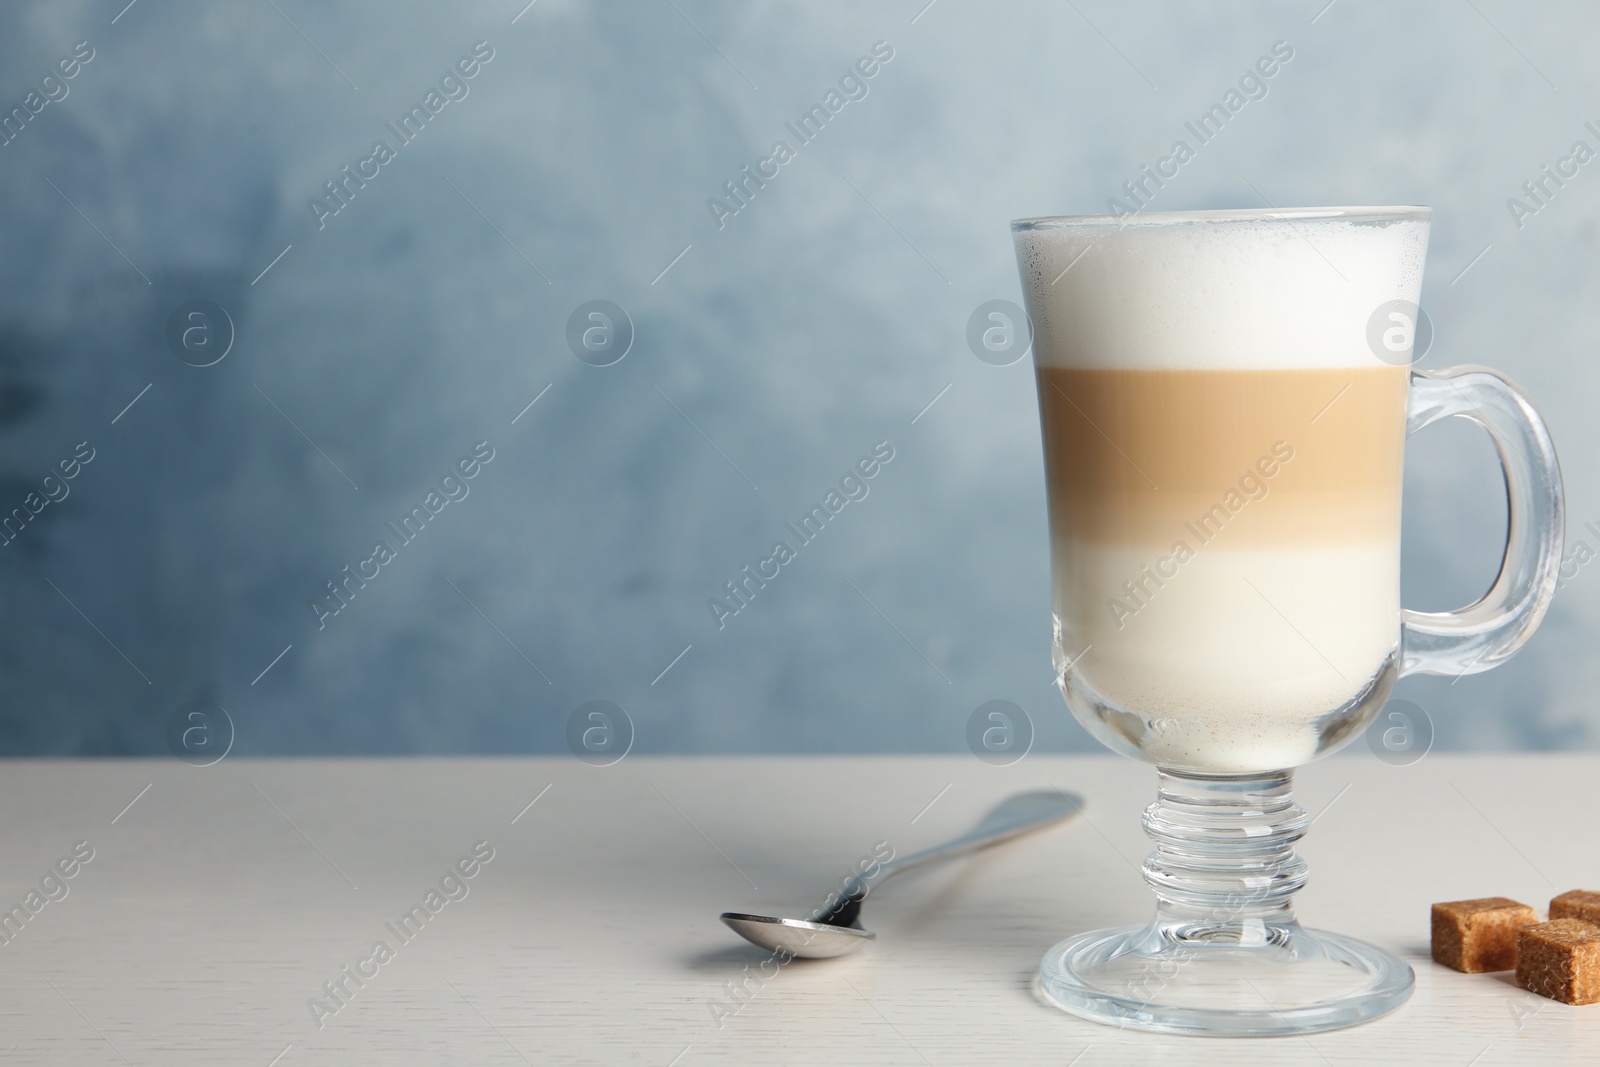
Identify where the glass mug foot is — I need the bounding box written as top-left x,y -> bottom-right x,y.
1038,921 -> 1413,1037
1037,769 -> 1413,1036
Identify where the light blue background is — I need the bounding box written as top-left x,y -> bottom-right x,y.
0,0 -> 1594,755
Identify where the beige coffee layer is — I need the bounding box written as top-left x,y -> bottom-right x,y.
1037,365 -> 1409,546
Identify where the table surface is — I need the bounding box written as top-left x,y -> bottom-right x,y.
3,754 -> 1596,1065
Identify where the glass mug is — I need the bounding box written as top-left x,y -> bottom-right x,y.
1011,207 -> 1563,1036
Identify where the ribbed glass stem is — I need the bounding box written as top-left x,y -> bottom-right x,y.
1141,770 -> 1308,941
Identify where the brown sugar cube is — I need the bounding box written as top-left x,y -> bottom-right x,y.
1431,897 -> 1538,972
1516,918 -> 1600,1005
1550,890 -> 1600,925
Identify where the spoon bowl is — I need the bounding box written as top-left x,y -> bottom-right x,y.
719,913 -> 874,958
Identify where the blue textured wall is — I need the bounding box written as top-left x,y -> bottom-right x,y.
0,0 -> 1593,755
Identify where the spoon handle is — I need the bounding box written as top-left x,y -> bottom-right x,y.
856,789 -> 1084,895
807,788 -> 1085,927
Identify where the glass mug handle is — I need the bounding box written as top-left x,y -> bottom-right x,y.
1400,366 -> 1565,677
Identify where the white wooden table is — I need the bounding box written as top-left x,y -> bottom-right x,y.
3,755 -> 1594,1065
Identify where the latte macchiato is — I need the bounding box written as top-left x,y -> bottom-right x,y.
1016,214 -> 1428,771
1020,206 -> 1564,1035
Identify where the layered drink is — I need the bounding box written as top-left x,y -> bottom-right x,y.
1014,211 -> 1428,772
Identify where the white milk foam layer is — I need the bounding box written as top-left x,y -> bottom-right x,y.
1015,212 -> 1429,370
1057,540 -> 1399,772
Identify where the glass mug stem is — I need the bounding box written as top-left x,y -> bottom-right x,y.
1141,770 -> 1307,935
